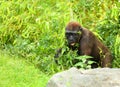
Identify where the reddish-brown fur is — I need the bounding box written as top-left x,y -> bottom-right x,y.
66,22 -> 82,31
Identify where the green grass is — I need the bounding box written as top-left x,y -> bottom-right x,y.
0,52 -> 50,87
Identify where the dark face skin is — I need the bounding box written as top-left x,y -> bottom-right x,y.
65,30 -> 81,46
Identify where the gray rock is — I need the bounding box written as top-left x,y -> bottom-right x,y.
47,67 -> 120,87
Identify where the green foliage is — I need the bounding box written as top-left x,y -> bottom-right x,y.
0,0 -> 119,73
74,55 -> 94,69
57,46 -> 94,69
113,35 -> 120,67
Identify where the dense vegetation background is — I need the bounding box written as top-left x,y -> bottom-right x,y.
0,0 -> 120,85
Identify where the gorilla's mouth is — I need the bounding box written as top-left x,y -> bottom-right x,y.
70,43 -> 75,46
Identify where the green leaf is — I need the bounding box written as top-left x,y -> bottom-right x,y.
75,55 -> 93,60
74,62 -> 83,67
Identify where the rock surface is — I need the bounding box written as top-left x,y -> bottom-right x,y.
47,67 -> 120,87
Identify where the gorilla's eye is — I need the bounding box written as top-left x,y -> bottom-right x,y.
73,34 -> 79,38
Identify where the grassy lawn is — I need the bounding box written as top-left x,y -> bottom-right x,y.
0,52 -> 50,87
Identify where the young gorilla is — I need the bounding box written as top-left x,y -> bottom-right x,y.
55,22 -> 112,68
